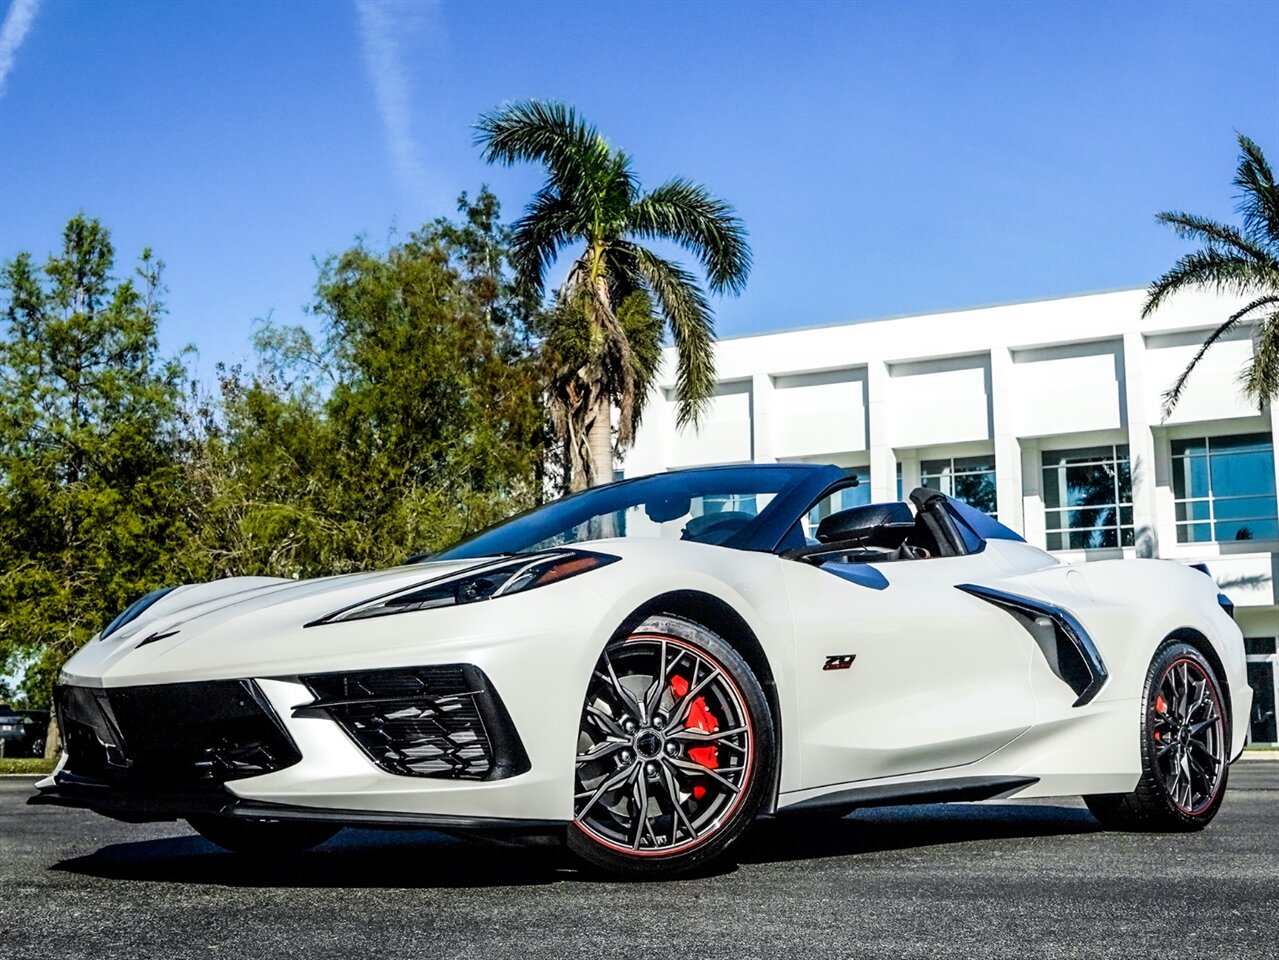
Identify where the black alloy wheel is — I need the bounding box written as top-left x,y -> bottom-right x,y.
569,615 -> 774,876
1085,641 -> 1229,831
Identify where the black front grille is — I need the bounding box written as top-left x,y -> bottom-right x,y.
299,665 -> 530,781
55,681 -> 302,784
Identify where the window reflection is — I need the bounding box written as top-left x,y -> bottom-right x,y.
1042,444 -> 1134,550
1172,433 -> 1277,543
921,454 -> 998,517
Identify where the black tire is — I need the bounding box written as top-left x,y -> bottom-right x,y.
1084,641 -> 1230,832
187,815 -> 340,855
568,615 -> 776,877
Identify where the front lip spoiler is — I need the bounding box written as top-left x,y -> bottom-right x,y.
28,776 -> 566,842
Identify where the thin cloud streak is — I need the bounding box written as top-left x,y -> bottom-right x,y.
0,0 -> 41,97
355,0 -> 438,210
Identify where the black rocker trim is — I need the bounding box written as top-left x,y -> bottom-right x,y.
777,775 -> 1040,815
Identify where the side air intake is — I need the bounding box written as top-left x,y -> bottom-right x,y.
956,584 -> 1108,706
297,665 -> 530,781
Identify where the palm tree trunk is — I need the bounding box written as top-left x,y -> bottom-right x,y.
586,391 -> 613,486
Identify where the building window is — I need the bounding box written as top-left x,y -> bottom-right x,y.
1042,444 -> 1134,550
1246,638 -> 1278,745
1172,433 -> 1277,543
921,455 -> 997,516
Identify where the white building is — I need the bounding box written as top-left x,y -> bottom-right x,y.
621,288 -> 1279,745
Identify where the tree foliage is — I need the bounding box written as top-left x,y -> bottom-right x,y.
1145,133 -> 1279,418
0,216 -> 190,701
196,190 -> 547,578
475,100 -> 751,489
0,194 -> 548,706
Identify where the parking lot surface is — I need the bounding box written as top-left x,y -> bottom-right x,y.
1,761 -> 1275,959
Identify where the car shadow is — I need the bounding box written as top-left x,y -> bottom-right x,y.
51,802 -> 1101,888
740,801 -> 1101,865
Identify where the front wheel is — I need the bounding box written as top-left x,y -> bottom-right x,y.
1085,641 -> 1229,832
187,815 -> 339,855
568,615 -> 776,877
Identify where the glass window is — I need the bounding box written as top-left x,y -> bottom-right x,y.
1247,659 -> 1277,744
1041,444 -> 1134,550
1246,636 -> 1278,656
435,465 -> 816,558
1172,433 -> 1277,543
920,454 -> 997,516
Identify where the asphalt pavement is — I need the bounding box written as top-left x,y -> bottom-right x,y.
1,761 -> 1276,959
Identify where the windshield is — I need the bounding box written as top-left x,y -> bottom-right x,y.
433,465 -> 819,560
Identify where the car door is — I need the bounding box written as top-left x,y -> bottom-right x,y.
783,546 -> 1037,790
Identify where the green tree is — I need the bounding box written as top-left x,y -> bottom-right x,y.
194,190 -> 548,578
1145,133 -> 1279,418
475,100 -> 751,489
0,216 -> 189,704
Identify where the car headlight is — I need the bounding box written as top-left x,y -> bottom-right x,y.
310,549 -> 620,626
99,586 -> 177,640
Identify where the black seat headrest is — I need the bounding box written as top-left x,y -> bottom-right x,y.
816,501 -> 914,543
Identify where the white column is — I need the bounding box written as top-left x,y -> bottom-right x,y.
866,360 -> 896,502
989,346 -> 1025,534
897,449 -> 920,499
750,372 -> 775,463
1123,331 -> 1160,558
1020,437 -> 1047,548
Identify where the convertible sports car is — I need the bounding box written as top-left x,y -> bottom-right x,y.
34,463 -> 1250,876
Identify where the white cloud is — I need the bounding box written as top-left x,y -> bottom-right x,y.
0,0 -> 41,98
355,0 -> 440,210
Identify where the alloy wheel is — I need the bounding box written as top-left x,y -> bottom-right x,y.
574,635 -> 755,856
1151,657 -> 1226,816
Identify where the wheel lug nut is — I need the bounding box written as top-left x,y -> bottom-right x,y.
653,714 -> 666,729
645,762 -> 657,777
665,743 -> 679,757
624,720 -> 637,733
620,750 -> 632,763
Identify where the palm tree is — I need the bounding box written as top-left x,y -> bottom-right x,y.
1144,133 -> 1279,419
475,101 -> 751,489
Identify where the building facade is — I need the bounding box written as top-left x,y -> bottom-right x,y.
621,288 -> 1279,745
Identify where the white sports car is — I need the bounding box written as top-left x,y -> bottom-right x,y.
34,464 -> 1250,876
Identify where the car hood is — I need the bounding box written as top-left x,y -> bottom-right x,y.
59,557 -> 498,686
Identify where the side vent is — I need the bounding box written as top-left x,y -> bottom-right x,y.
956,584 -> 1108,706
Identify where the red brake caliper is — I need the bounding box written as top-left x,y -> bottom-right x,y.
1154,693 -> 1167,742
670,674 -> 719,801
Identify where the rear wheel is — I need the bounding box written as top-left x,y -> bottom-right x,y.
568,615 -> 775,877
187,815 -> 339,855
1085,641 -> 1229,832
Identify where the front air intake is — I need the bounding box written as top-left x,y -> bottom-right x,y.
297,665 -> 530,781
55,681 -> 302,784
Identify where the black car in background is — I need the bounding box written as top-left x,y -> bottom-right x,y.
0,705 -> 49,758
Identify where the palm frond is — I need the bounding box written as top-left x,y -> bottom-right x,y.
1142,248 -> 1279,317
1233,133 -> 1279,247
1152,211 -> 1275,264
474,100 -> 607,183
629,179 -> 752,295
626,244 -> 716,428
508,185 -> 576,297
1160,295 -> 1279,419
1238,309 -> 1279,411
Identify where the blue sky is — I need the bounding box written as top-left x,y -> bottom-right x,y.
1,0 -> 1277,378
